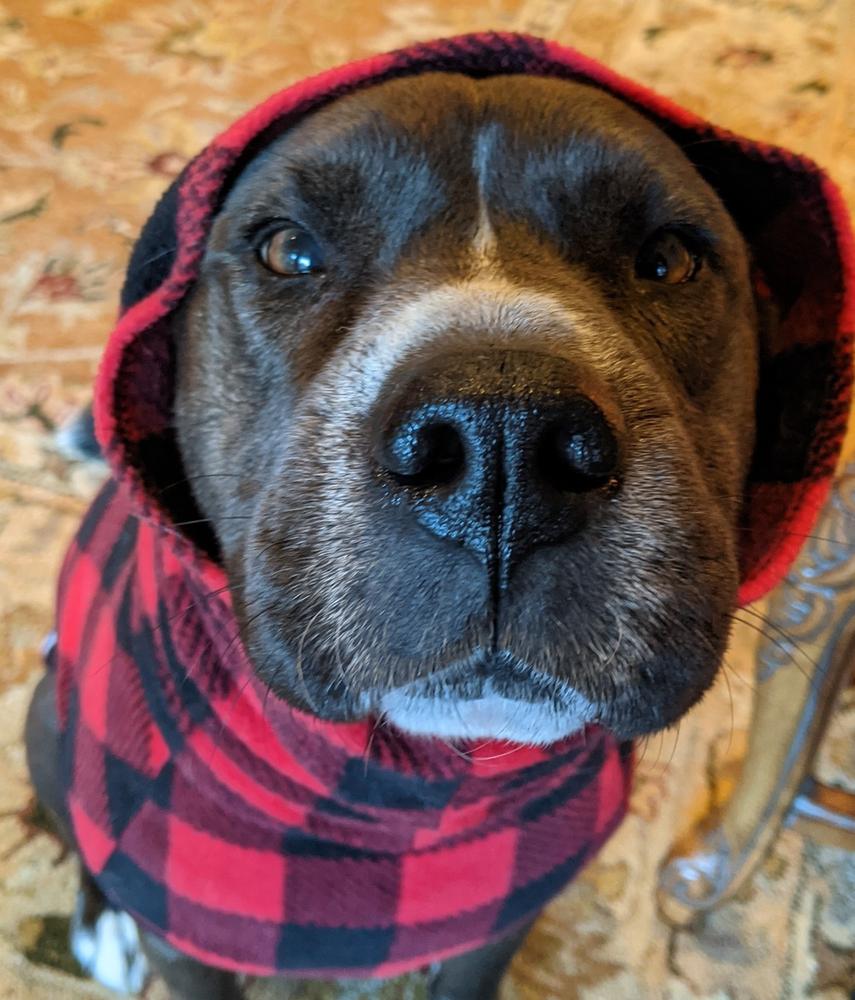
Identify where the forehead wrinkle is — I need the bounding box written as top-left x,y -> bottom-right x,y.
535,127 -> 724,225
226,104 -> 440,208
523,136 -> 651,206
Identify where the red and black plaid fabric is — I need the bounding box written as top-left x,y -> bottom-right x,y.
54,31 -> 854,979
56,478 -> 631,976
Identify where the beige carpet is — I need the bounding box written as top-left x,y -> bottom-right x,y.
1,0 -> 854,997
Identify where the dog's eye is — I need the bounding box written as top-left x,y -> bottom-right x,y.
258,226 -> 325,276
635,230 -> 700,285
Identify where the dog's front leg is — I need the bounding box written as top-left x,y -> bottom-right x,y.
26,665 -> 243,1000
428,918 -> 534,1000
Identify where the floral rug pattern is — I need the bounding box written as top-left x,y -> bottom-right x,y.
1,1 -> 853,997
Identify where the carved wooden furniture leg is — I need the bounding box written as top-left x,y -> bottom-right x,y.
657,464 -> 855,926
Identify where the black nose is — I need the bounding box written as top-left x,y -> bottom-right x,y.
371,350 -> 622,587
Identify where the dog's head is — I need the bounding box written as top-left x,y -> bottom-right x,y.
102,37 -> 852,748
172,72 -> 757,743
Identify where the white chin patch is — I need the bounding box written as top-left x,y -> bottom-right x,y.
379,687 -> 595,746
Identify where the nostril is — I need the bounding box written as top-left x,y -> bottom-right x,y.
537,404 -> 620,494
383,420 -> 466,487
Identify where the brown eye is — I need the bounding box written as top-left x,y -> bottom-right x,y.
635,230 -> 700,284
258,225 -> 325,276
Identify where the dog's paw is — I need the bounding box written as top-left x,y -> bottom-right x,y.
70,893 -> 148,995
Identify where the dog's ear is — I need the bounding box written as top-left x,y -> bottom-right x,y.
120,175 -> 182,314
667,134 -> 852,597
102,166 -> 221,555
701,149 -> 845,482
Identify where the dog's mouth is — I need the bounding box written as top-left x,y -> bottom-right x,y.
348,648 -> 709,745
363,651 -> 597,745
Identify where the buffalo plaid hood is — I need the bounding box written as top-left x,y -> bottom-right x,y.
55,32 -> 853,979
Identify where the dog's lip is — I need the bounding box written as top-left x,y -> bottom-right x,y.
369,650 -> 601,744
361,649 -> 585,707
367,650 -> 717,741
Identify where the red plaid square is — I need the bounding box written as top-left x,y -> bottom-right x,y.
80,613 -> 119,742
70,798 -> 115,874
397,828 -> 518,924
166,815 -> 285,920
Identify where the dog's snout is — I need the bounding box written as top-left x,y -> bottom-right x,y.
372,350 -> 623,584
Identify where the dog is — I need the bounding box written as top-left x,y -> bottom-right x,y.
24,32 -> 852,1000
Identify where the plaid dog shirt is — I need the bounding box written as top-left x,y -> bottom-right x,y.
54,32 -> 854,980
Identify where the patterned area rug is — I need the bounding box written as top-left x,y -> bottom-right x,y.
1,1 -> 853,997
